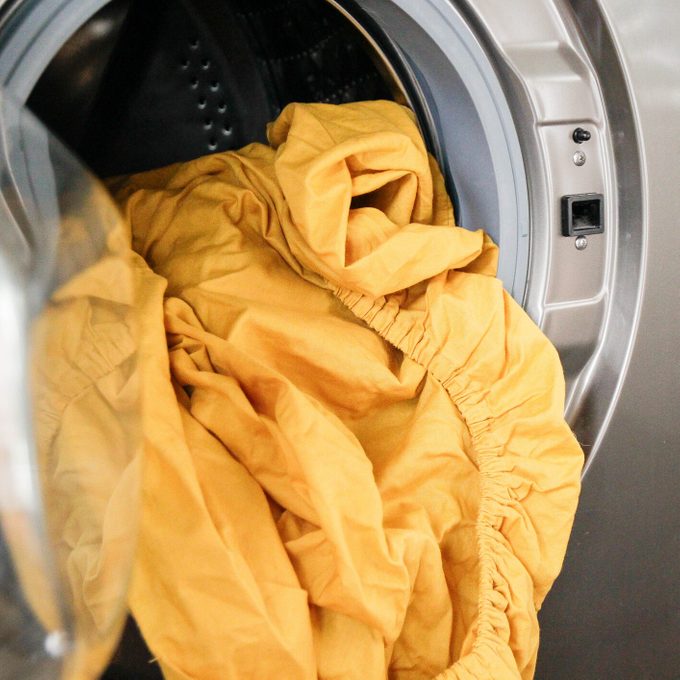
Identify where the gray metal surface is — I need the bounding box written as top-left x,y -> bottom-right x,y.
537,1 -> 680,677
421,0 -> 648,474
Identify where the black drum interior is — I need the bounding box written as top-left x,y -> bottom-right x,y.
28,0 -> 399,178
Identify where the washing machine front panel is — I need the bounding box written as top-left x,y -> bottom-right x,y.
0,0 -> 676,677
537,1 -> 680,677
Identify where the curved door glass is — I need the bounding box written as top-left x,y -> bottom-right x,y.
0,92 -> 140,680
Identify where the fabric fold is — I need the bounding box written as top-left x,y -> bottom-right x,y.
107,99 -> 583,680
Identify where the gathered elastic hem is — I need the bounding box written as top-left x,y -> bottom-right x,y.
334,286 -> 523,680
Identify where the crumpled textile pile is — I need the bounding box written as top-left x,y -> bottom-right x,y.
105,100 -> 582,679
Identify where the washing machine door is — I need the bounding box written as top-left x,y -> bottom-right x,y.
0,92 -> 140,680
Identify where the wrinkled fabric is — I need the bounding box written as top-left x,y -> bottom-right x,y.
108,100 -> 581,679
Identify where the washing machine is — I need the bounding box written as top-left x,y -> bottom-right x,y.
0,0 -> 678,678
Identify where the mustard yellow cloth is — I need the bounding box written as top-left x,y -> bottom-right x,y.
110,100 -> 583,679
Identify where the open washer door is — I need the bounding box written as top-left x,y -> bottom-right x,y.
0,92 -> 141,680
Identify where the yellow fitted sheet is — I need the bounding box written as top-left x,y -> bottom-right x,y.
103,100 -> 581,679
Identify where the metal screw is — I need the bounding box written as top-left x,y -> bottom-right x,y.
573,150 -> 587,166
575,235 -> 588,251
